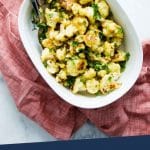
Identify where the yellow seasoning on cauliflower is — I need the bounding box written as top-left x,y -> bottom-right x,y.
34,0 -> 130,95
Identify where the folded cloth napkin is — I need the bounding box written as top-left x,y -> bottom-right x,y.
0,0 -> 150,140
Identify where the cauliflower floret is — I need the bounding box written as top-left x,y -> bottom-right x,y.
41,48 -> 50,62
73,77 -> 86,93
79,53 -> 86,58
83,68 -> 96,79
44,29 -> 63,46
88,51 -> 109,63
47,61 -> 59,74
47,0 -> 52,3
103,41 -> 115,57
111,38 -> 123,48
45,8 -> 60,28
65,52 -> 74,59
55,23 -> 78,41
79,0 -> 93,5
65,24 -> 78,37
108,62 -> 121,74
97,70 -> 107,78
111,72 -> 121,81
102,20 -> 124,38
54,24 -> 67,42
73,16 -> 89,35
41,48 -> 55,62
113,50 -> 129,62
42,38 -> 55,49
55,32 -> 67,42
86,79 -> 99,94
71,3 -> 82,15
96,0 -> 109,18
100,74 -> 121,94
75,35 -> 84,43
54,23 -> 78,42
71,3 -> 95,23
56,69 -> 67,82
58,63 -> 66,69
80,7 -> 95,23
84,30 -> 101,51
66,58 -> 87,76
53,40 -> 63,47
60,0 -> 76,11
56,48 -> 66,61
46,28 -> 58,39
61,20 -> 71,28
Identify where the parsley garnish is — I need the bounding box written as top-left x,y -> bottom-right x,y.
50,0 -> 58,8
72,41 -> 79,47
37,23 -> 47,29
99,32 -> 106,41
37,23 -> 48,42
43,60 -> 48,68
92,3 -> 101,21
119,61 -> 126,72
64,76 -> 76,88
89,61 -> 108,71
119,52 -> 130,72
108,76 -> 112,82
126,52 -> 130,61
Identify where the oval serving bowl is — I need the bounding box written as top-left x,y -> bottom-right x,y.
18,0 -> 143,109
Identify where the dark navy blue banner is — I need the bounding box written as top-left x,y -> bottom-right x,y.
0,136 -> 150,150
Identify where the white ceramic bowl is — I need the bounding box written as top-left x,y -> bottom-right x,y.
18,0 -> 143,109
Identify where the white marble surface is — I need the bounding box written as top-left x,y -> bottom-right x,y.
1,0 -> 150,145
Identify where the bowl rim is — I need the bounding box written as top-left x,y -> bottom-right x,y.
18,0 -> 143,109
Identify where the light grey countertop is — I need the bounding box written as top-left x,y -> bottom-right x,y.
0,0 -> 150,145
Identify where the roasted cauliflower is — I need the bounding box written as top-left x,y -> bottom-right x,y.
34,0 -> 130,95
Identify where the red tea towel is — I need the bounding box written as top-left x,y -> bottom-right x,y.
0,0 -> 150,140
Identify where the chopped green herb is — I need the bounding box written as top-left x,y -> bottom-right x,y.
94,62 -> 102,71
37,23 -> 48,42
59,9 -> 65,18
118,27 -> 124,34
37,23 -> 47,29
43,60 -> 48,68
92,3 -> 101,21
59,12 -> 64,18
107,10 -> 113,19
50,0 -> 58,8
31,9 -> 38,24
80,76 -> 86,83
119,61 -> 126,72
78,48 -> 85,53
84,47 -> 91,59
119,52 -> 130,72
126,52 -> 130,61
99,32 -> 104,40
89,61 -> 108,71
72,41 -> 79,47
31,9 -> 39,30
95,91 -> 100,96
39,33 -> 46,41
99,32 -> 106,41
108,76 -> 112,82
64,76 -> 76,88
71,56 -> 79,62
